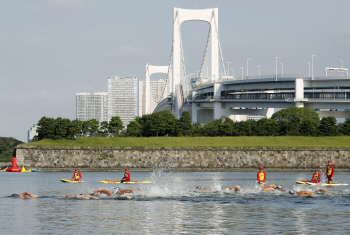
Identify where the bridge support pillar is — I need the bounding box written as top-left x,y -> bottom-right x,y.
266,108 -> 275,118
295,78 -> 304,108
213,83 -> 223,120
192,103 -> 199,123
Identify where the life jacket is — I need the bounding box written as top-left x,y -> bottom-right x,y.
258,172 -> 265,181
75,172 -> 80,179
327,165 -> 333,176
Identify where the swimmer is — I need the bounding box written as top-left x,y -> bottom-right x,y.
196,186 -> 212,191
10,192 -> 38,199
91,188 -> 136,199
225,185 -> 243,194
288,189 -> 329,196
64,194 -> 95,199
262,184 -> 286,192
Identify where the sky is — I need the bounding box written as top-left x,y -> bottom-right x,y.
1,0 -> 350,142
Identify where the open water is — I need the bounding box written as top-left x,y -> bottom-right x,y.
1,171 -> 350,234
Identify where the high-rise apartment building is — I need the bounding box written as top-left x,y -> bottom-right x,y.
138,79 -> 166,116
28,124 -> 38,143
76,92 -> 108,122
108,76 -> 138,127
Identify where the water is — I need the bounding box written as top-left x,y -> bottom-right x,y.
1,171 -> 350,234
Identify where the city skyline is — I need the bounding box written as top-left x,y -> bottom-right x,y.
1,1 -> 350,141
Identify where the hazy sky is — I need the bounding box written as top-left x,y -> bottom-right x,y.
1,0 -> 350,141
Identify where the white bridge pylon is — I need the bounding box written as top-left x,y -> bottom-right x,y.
145,64 -> 169,114
172,7 -> 220,118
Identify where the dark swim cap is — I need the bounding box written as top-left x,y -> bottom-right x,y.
289,190 -> 294,194
11,194 -> 19,197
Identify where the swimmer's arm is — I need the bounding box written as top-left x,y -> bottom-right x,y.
21,192 -> 38,198
225,186 -> 237,191
92,189 -> 114,196
316,189 -> 330,195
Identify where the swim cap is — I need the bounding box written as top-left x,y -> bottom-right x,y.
196,186 -> 201,190
289,190 -> 294,194
236,185 -> 240,189
259,166 -> 263,170
11,194 -> 19,197
125,168 -> 128,171
112,187 -> 120,194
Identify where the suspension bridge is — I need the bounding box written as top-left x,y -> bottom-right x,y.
145,7 -> 350,123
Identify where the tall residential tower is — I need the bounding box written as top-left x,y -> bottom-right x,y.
108,76 -> 138,126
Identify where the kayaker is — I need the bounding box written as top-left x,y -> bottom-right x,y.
71,168 -> 83,181
121,168 -> 131,183
311,169 -> 321,183
256,166 -> 268,185
325,160 -> 336,184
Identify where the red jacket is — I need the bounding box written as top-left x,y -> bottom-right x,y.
71,172 -> 82,180
257,172 -> 266,182
311,173 -> 321,182
326,165 -> 334,177
122,172 -> 130,181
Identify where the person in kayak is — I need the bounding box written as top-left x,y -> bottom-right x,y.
71,168 -> 83,181
326,160 -> 337,184
256,166 -> 268,185
121,168 -> 130,183
10,192 -> 38,199
310,169 -> 321,183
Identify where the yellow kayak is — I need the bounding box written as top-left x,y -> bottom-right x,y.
61,179 -> 84,183
296,181 -> 308,184
100,180 -> 152,184
21,167 -> 32,172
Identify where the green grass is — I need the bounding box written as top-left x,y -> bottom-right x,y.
23,136 -> 350,148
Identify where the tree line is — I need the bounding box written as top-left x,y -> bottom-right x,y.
35,107 -> 350,141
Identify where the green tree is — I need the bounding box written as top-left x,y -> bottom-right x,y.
272,107 -> 320,136
37,116 -> 56,140
339,119 -> 350,135
99,121 -> 109,137
0,137 -> 23,162
218,118 -> 233,136
67,119 -> 83,140
255,118 -> 279,136
301,119 -> 318,136
319,116 -> 338,136
55,117 -> 71,140
108,116 -> 124,137
147,111 -> 177,136
236,120 -> 257,136
177,111 -> 193,136
192,122 -> 203,137
127,121 -> 142,137
202,119 -> 220,136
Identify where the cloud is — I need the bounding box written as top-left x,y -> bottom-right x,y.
50,0 -> 97,9
106,45 -> 151,58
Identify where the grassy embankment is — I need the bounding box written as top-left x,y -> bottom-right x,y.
24,136 -> 350,148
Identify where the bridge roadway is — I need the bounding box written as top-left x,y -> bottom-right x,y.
154,75 -> 350,123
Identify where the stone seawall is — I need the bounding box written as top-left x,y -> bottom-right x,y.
15,145 -> 350,172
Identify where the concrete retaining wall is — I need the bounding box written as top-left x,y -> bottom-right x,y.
15,145 -> 350,172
